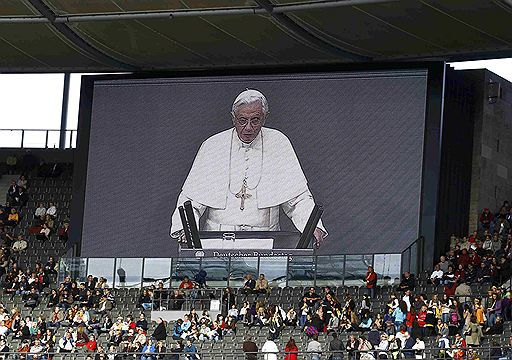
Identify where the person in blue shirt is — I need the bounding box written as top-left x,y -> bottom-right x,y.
141,338 -> 156,360
172,319 -> 183,340
183,339 -> 199,359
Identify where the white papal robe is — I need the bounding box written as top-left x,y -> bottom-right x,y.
170,127 -> 326,235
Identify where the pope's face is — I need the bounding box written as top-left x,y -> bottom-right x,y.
232,102 -> 265,143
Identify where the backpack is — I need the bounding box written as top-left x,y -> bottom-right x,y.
450,312 -> 459,325
305,326 -> 318,337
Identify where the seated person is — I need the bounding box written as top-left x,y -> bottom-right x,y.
46,202 -> 57,218
179,276 -> 195,290
23,288 -> 40,310
5,208 -> 19,227
12,235 -> 28,253
303,287 -> 321,307
254,274 -> 269,294
12,187 -> 28,208
429,264 -> 443,285
36,223 -> 51,242
398,272 -> 415,292
241,274 -> 256,295
34,203 -> 46,218
58,222 -> 70,243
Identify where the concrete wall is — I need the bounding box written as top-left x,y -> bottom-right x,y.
467,70 -> 512,231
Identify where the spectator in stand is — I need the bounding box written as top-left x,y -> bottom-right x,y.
243,335 -> 258,360
193,269 -> 207,288
241,274 -> 256,295
365,266 -> 378,298
44,214 -> 55,232
36,223 -> 51,242
17,175 -> 28,189
6,180 -> 18,203
282,337 -> 297,360
12,235 -> 28,253
6,155 -> 17,174
141,338 -> 157,360
46,202 -> 57,218
58,331 -> 75,353
329,332 -> 344,360
183,339 -> 198,360
303,287 -> 321,308
438,255 -> 451,273
151,317 -> 167,342
254,274 -> 269,294
261,335 -> 279,360
5,208 -> 19,228
34,203 -> 46,218
13,186 -> 28,208
398,272 -> 415,292
479,208 -> 493,230
430,264 -> 444,285
58,222 -> 70,244
179,276 -> 194,290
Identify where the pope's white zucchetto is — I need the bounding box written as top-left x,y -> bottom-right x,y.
232,89 -> 269,115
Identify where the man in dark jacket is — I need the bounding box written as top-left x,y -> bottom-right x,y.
329,332 -> 345,360
242,336 -> 258,360
151,317 -> 167,341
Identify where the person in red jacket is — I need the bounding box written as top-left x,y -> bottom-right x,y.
416,305 -> 427,337
405,308 -> 417,334
365,266 -> 378,299
479,208 -> 493,229
76,334 -> 97,352
284,338 -> 298,360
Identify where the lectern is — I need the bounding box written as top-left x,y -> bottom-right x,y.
177,201 -> 323,257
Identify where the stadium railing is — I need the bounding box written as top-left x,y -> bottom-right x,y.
0,128 -> 77,148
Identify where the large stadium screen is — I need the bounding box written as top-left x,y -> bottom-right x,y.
77,69 -> 428,257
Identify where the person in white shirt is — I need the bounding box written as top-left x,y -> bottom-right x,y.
30,339 -> 45,354
307,335 -> 322,360
12,235 -> 28,252
0,321 -> 8,337
58,332 -> 75,352
261,336 -> 278,360
402,290 -> 412,312
412,337 -> 425,359
429,264 -> 443,285
47,202 -> 57,217
35,203 -> 46,218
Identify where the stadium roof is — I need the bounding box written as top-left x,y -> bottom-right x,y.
1,0 -> 512,72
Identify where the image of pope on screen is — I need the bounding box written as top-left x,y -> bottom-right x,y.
170,89 -> 327,246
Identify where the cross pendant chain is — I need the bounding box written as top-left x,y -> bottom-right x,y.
235,178 -> 252,211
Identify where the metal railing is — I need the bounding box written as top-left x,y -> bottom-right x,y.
2,347 -> 510,359
58,253 -> 403,289
0,128 -> 77,148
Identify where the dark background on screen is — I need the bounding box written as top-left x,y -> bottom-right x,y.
81,71 -> 427,257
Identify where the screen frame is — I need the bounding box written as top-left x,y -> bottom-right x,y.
70,61 -> 445,267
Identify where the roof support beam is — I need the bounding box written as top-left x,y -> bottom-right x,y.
254,0 -> 369,61
26,0 -> 138,71
0,0 -> 396,24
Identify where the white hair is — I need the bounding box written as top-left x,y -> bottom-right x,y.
231,89 -> 269,115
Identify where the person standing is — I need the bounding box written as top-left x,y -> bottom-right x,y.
307,334 -> 322,360
329,332 -> 345,360
170,89 -> 327,246
284,338 -> 299,360
261,336 -> 278,360
365,266 -> 378,298
243,335 -> 258,360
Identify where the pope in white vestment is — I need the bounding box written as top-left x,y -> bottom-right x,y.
170,89 -> 326,244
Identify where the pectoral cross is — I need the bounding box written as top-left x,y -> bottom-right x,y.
235,178 -> 252,210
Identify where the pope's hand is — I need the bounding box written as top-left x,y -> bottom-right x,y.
313,227 -> 326,247
171,230 -> 187,244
